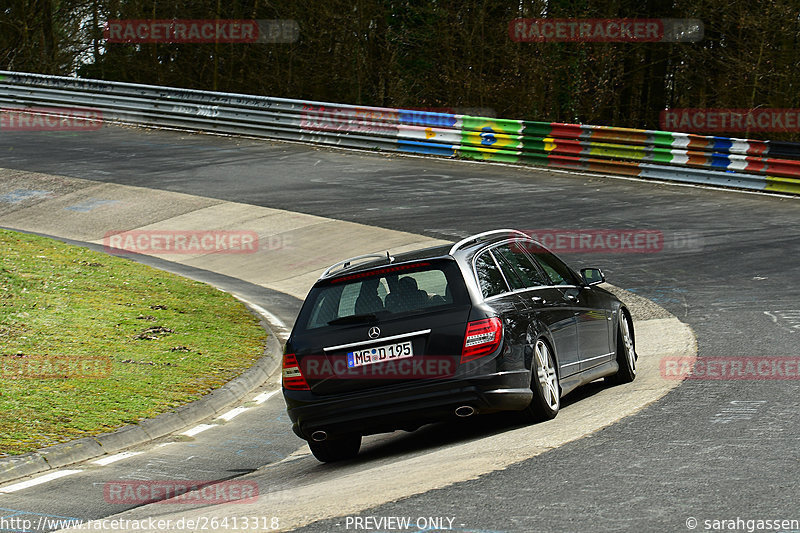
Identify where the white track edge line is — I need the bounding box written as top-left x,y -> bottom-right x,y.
181,424 -> 215,437
91,451 -> 143,466
253,389 -> 280,404
0,470 -> 83,493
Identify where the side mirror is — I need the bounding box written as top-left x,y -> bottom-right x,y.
580,267 -> 605,286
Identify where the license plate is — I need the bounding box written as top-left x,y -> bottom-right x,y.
347,340 -> 414,368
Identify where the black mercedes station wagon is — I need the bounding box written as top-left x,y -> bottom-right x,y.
282,229 -> 636,462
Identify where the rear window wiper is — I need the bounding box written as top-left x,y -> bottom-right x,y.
327,313 -> 378,325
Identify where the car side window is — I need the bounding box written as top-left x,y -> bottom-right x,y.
474,252 -> 509,298
527,246 -> 578,286
493,243 -> 547,287
491,250 -> 526,290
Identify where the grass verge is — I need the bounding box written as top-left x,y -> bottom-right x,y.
0,228 -> 268,455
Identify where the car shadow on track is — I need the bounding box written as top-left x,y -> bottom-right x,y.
350,379 -> 611,464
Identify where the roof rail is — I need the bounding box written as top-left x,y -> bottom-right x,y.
448,229 -> 530,255
319,252 -> 394,280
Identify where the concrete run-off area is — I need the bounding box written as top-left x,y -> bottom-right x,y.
0,167 -> 697,532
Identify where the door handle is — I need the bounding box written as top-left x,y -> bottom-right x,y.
531,296 -> 545,303
566,294 -> 577,301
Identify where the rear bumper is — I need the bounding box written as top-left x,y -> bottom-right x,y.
283,369 -> 532,440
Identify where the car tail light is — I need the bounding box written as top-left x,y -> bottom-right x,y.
461,317 -> 503,363
282,353 -> 310,390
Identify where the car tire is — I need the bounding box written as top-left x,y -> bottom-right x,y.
308,434 -> 362,463
521,338 -> 560,422
606,312 -> 636,385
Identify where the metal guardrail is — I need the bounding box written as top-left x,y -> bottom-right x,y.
1,70 -> 799,195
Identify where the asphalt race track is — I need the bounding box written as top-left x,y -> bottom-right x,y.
1,126 -> 799,532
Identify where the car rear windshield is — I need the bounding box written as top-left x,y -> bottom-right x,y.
297,260 -> 469,331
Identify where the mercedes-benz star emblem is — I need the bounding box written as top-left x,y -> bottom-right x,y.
368,326 -> 381,339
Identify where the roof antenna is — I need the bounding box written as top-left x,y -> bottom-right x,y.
386,251 -> 395,263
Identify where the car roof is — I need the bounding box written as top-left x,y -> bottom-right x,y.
317,244 -> 453,283
318,230 -> 533,282
448,229 -> 531,257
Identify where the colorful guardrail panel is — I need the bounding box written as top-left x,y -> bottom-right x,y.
2,70 -> 798,195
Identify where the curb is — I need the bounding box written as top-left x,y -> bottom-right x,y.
0,301 -> 283,485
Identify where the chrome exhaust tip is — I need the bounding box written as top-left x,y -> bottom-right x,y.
311,430 -> 328,442
454,405 -> 476,418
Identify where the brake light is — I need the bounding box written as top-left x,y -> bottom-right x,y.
461,317 -> 503,363
330,262 -> 431,283
282,353 -> 310,390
